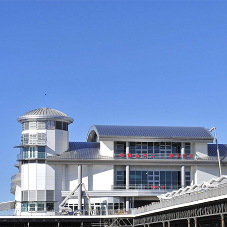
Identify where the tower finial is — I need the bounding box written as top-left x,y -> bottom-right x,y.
45,94 -> 46,108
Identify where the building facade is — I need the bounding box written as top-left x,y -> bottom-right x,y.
11,107 -> 227,216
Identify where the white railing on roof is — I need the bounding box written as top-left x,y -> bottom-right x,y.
135,175 -> 227,214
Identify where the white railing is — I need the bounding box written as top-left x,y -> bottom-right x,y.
135,182 -> 227,214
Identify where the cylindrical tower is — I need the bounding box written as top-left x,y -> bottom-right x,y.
14,107 -> 73,215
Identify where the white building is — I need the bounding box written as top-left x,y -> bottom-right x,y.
10,107 -> 227,216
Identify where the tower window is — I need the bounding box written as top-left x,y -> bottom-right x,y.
56,121 -> 62,130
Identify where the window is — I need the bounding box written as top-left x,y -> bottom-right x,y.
115,142 -> 126,157
29,204 -> 35,211
22,122 -> 29,131
185,143 -> 191,155
46,203 -> 54,211
127,170 -> 182,190
37,203 -> 44,211
63,122 -> 68,131
46,121 -> 56,129
37,121 -> 46,130
30,147 -> 36,158
38,146 -> 45,158
185,171 -> 191,186
21,203 -> 28,212
116,171 -> 125,187
56,121 -> 62,130
29,122 -> 37,130
37,133 -> 46,145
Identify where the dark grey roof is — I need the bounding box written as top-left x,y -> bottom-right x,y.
208,144 -> 227,157
87,125 -> 213,141
48,142 -> 109,160
69,142 -> 100,151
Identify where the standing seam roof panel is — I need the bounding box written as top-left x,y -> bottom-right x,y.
91,125 -> 213,139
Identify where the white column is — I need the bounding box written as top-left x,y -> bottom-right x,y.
126,141 -> 130,212
181,166 -> 185,188
78,164 -> 82,211
62,165 -> 66,191
181,142 -> 185,188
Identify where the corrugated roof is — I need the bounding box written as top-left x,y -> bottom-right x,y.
48,142 -> 105,160
208,144 -> 227,157
17,107 -> 74,123
21,107 -> 68,117
88,125 -> 213,140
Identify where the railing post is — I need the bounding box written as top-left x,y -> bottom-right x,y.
187,218 -> 190,227
221,214 -> 225,227
194,217 -> 197,227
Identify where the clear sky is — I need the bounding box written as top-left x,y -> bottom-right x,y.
0,1 -> 227,207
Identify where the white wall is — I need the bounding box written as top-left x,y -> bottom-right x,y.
66,164 -> 114,191
194,165 -> 227,184
55,130 -> 69,154
100,141 -> 114,157
28,163 -> 36,190
55,165 -> 63,204
46,130 -> 56,155
46,164 -> 55,190
195,143 -> 208,158
46,130 -> 69,155
93,165 -> 114,190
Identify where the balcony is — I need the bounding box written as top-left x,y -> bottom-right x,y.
114,153 -> 222,161
17,152 -> 46,160
111,184 -> 181,191
11,173 -> 21,183
10,183 -> 16,195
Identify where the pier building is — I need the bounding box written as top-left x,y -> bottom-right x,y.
9,107 -> 227,216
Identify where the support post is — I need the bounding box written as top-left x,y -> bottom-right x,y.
126,141 -> 130,212
194,217 -> 197,227
168,221 -> 170,227
221,214 -> 225,227
78,164 -> 82,212
163,222 -> 165,227
181,166 -> 185,188
187,218 -> 190,227
181,142 -> 185,188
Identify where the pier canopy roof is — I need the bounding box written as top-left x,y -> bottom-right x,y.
87,125 -> 213,142
17,107 -> 74,123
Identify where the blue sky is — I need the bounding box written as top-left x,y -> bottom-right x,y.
0,1 -> 227,207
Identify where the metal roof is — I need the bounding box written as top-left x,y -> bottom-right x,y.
21,107 -> 68,117
48,142 -> 107,160
0,201 -> 15,211
87,125 -> 213,141
208,144 -> 227,157
17,107 -> 74,123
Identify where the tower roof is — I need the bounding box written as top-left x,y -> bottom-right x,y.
17,107 -> 74,123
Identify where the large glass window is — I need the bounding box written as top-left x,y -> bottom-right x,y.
127,142 -> 184,158
185,143 -> 191,155
127,170 -> 182,190
116,171 -> 125,187
115,142 -> 126,157
185,171 -> 191,186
